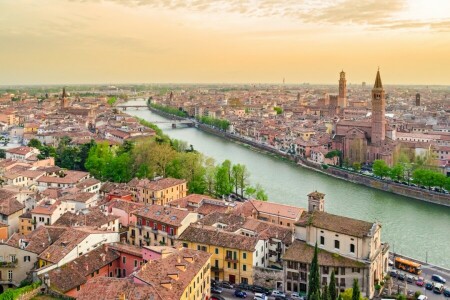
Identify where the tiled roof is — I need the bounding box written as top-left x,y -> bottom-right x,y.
77,277 -> 162,300
283,240 -> 366,268
134,248 -> 211,300
128,177 -> 186,191
296,211 -> 375,238
7,226 -> 68,254
179,225 -> 259,251
53,208 -> 119,228
38,229 -> 91,263
47,245 -> 120,293
5,146 -> 35,155
59,192 -> 96,203
0,190 -> 24,216
134,205 -> 191,227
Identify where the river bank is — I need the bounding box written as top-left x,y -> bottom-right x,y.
123,100 -> 450,268
146,106 -> 450,207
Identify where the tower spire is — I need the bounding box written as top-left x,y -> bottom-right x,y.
374,68 -> 383,89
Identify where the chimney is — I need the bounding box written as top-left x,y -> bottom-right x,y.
101,254 -> 106,262
85,263 -> 89,271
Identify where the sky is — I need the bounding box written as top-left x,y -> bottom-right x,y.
1,0 -> 450,85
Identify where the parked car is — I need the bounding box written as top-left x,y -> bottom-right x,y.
290,292 -> 304,299
443,288 -> 450,297
211,286 -> 223,294
431,274 -> 446,283
388,259 -> 394,266
221,281 -> 234,289
251,286 -> 271,295
406,275 -> 414,283
425,282 -> 434,290
390,270 -> 398,278
271,290 -> 286,297
236,283 -> 252,291
417,295 -> 428,300
416,277 -> 424,286
398,273 -> 406,281
234,289 -> 248,298
211,295 -> 226,300
254,293 -> 268,300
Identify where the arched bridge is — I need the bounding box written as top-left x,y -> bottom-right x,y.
115,105 -> 148,110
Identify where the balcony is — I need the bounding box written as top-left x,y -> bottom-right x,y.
224,256 -> 239,263
143,236 -> 150,242
151,228 -> 158,233
0,260 -> 17,268
211,266 -> 223,272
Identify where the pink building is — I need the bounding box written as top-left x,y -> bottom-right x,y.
142,245 -> 177,261
109,243 -> 145,278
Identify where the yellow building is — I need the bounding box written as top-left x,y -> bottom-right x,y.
19,212 -> 33,236
179,225 -> 263,285
128,177 -> 187,205
24,122 -> 39,133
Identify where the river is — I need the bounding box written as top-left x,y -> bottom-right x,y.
123,99 -> 450,268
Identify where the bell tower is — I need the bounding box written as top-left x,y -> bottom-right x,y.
338,70 -> 347,108
308,191 -> 325,212
371,69 -> 386,145
60,87 -> 69,109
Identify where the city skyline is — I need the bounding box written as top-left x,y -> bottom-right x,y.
1,0 -> 450,85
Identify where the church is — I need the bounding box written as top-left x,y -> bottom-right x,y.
333,70 -> 398,166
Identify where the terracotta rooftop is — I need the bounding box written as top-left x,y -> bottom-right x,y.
128,177 -> 186,191
179,225 -> 259,252
77,277 -> 162,300
296,211 -> 375,238
7,226 -> 68,254
0,190 -> 24,216
53,207 -> 119,228
5,146 -> 36,156
283,240 -> 366,268
47,245 -> 120,293
134,205 -> 192,227
59,192 -> 96,203
133,248 -> 211,299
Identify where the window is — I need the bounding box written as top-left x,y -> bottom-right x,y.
227,262 -> 231,268
122,256 -> 126,264
182,243 -> 188,248
334,240 -> 340,249
341,267 -> 345,275
243,264 -> 247,271
323,266 -> 329,274
8,270 -> 12,280
23,256 -> 31,262
350,244 -> 355,253
77,285 -> 81,291
233,263 -> 237,269
243,253 -> 247,259
134,260 -> 138,267
320,236 -> 325,245
162,225 -> 166,231
123,269 -> 126,277
215,248 -> 219,254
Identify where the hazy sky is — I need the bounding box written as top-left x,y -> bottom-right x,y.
1,0 -> 450,85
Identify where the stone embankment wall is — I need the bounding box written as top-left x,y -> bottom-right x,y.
148,108 -> 450,207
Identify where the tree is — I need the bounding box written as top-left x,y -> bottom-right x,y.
215,165 -> 233,197
0,149 -> 5,159
255,183 -> 268,201
308,243 -> 320,300
389,163 -> 404,181
352,162 -> 361,172
351,279 -> 360,300
372,159 -> 390,179
244,186 -> 256,198
325,150 -> 341,166
329,270 -> 337,300
28,139 -> 42,149
204,157 -> 216,195
322,284 -> 330,300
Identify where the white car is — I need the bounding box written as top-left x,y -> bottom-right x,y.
291,292 -> 304,299
254,293 -> 268,300
271,290 -> 286,297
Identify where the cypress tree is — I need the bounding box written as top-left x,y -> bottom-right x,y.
329,270 -> 337,300
322,284 -> 330,300
352,279 -> 361,300
308,243 -> 320,300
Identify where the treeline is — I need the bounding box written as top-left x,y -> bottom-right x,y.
372,159 -> 450,190
197,116 -> 230,131
28,125 -> 268,199
149,103 -> 188,118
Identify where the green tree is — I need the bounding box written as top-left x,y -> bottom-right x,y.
28,138 -> 42,149
204,157 -> 216,195
0,149 -> 5,159
352,162 -> 361,172
255,183 -> 268,201
244,186 -> 256,198
308,243 -> 320,300
389,163 -> 404,180
329,270 -> 337,300
274,106 -> 283,114
351,279 -> 360,300
372,159 -> 390,179
215,165 -> 233,197
322,284 -> 330,300
325,150 -> 341,166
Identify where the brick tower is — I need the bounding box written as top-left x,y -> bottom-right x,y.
371,69 -> 386,145
338,70 -> 347,108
